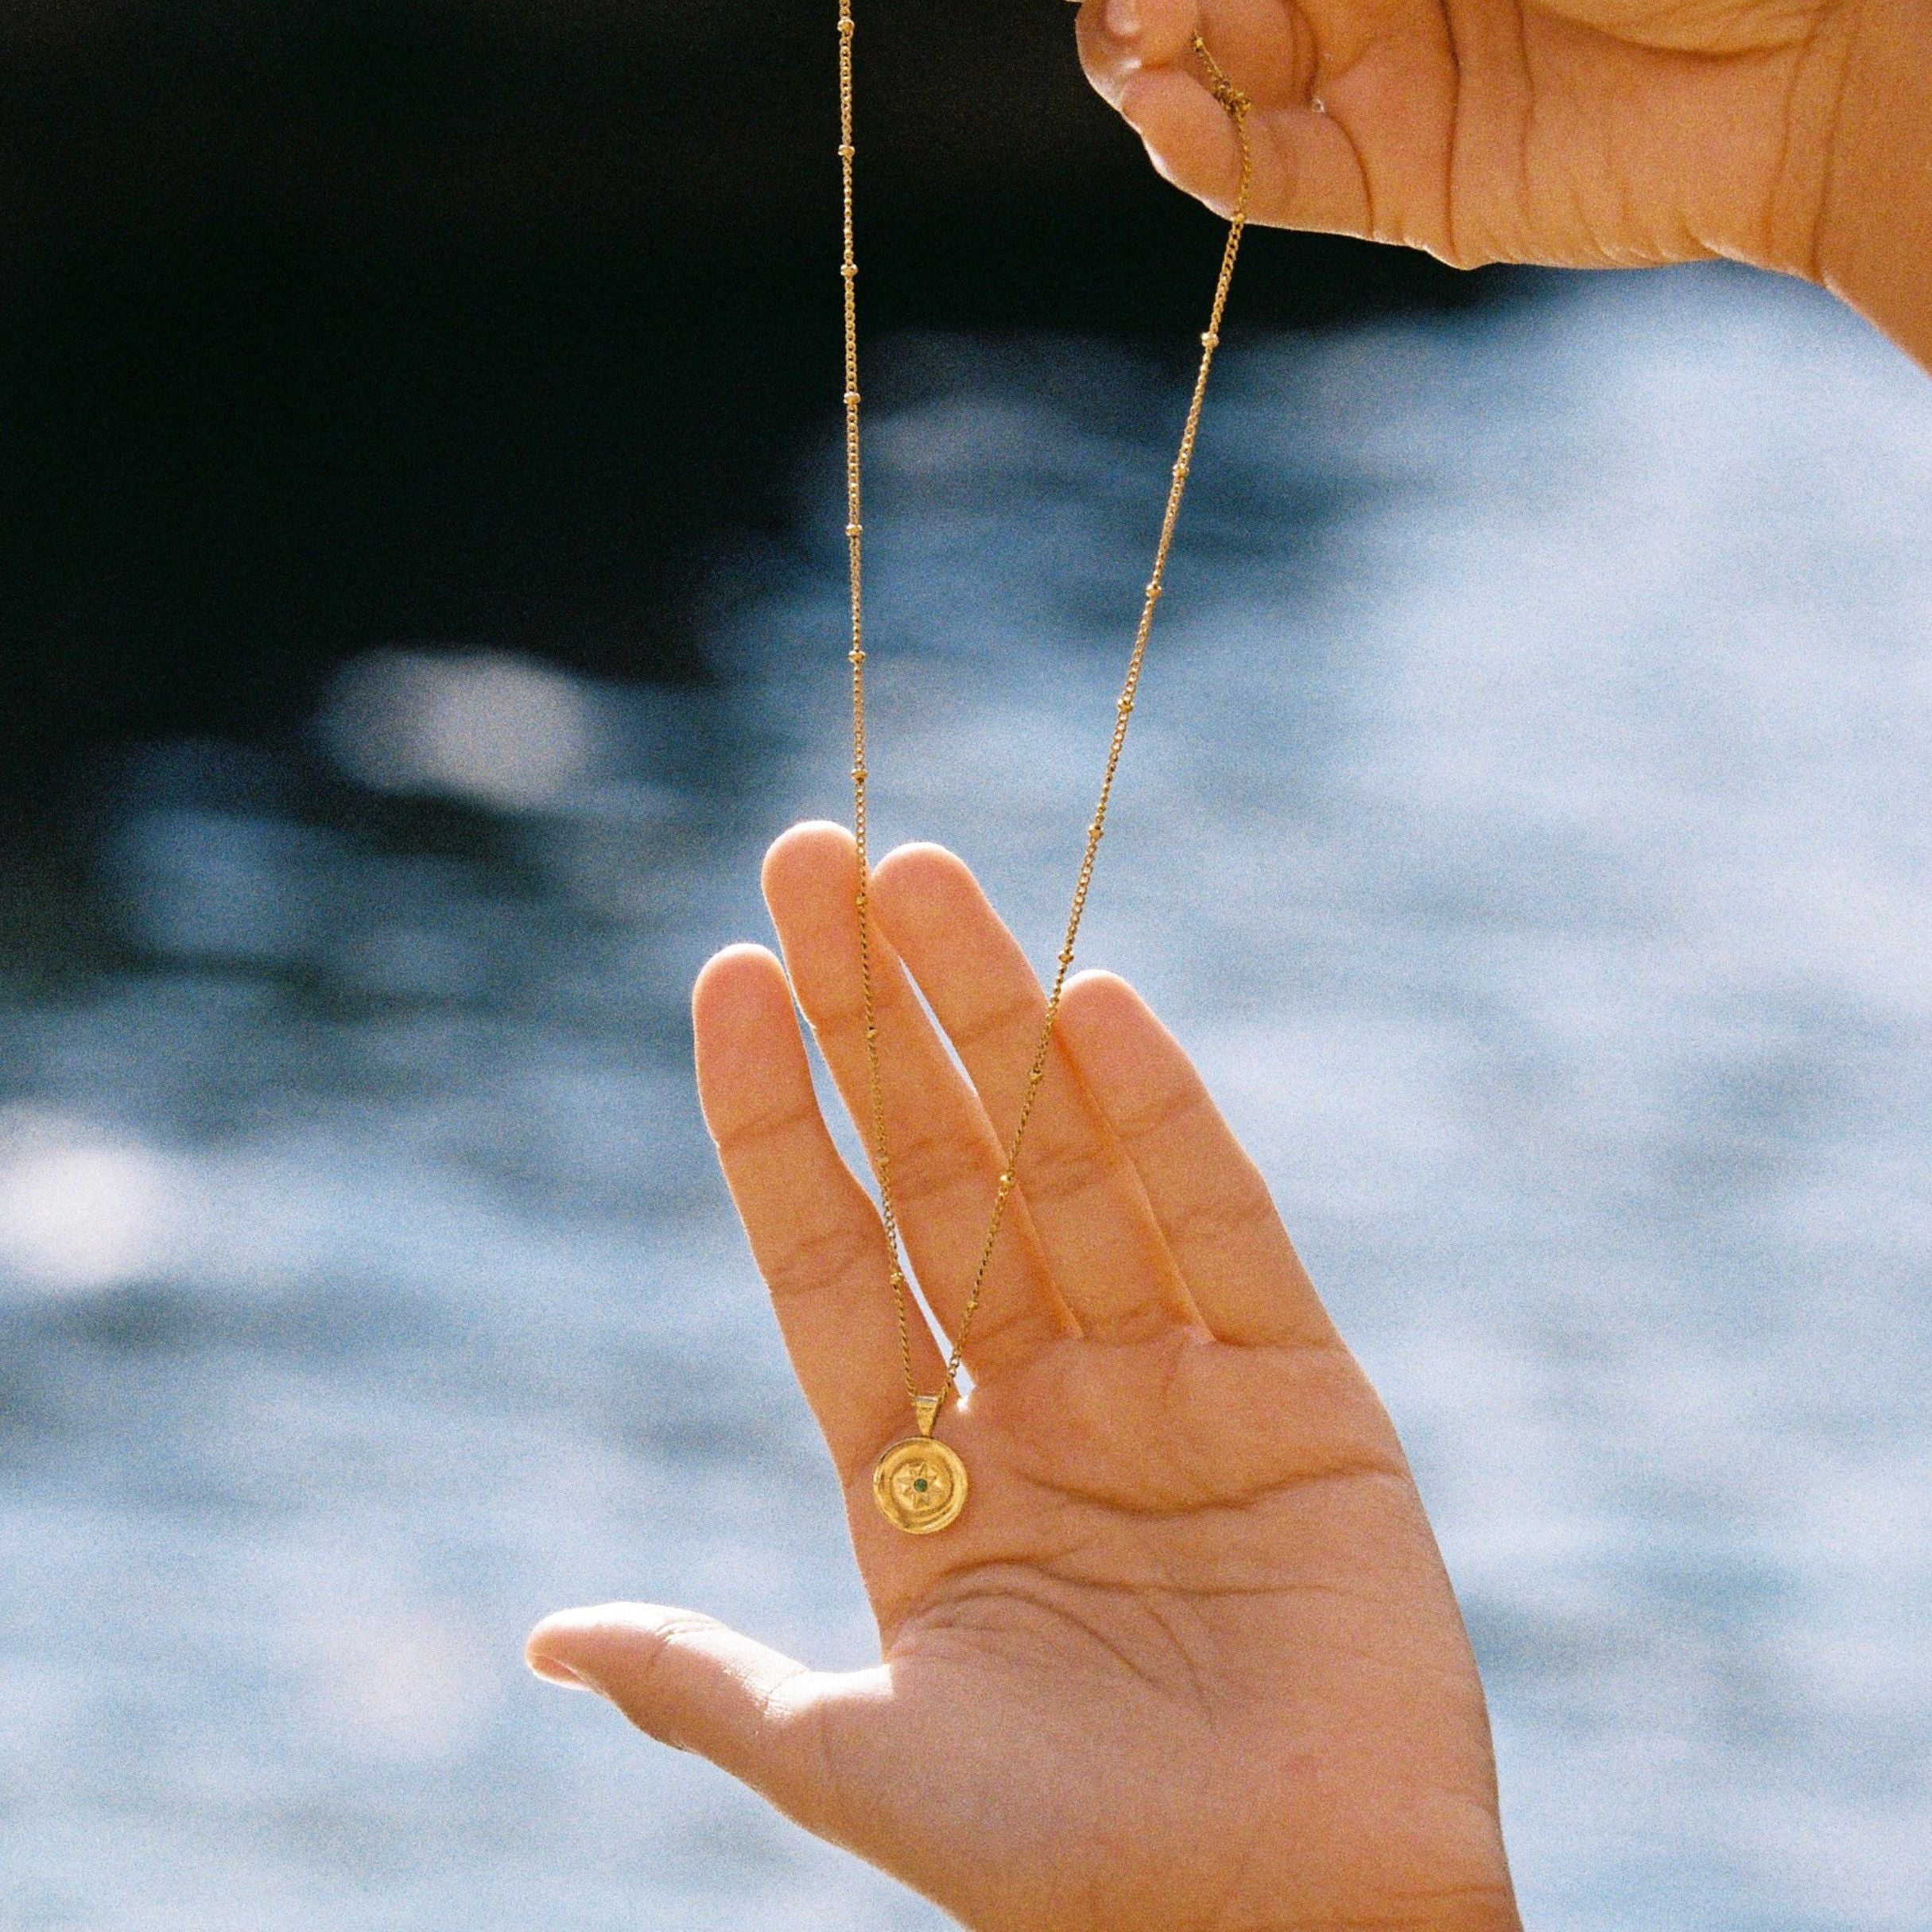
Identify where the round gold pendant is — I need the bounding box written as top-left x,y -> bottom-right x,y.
872,1435 -> 968,1534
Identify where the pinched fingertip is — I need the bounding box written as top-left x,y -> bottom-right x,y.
1115,64 -> 1251,215
1077,0 -> 1201,107
1096,0 -> 1199,59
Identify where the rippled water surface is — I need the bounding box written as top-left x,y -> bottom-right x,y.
3,266 -> 1929,1930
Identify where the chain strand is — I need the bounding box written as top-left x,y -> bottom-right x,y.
841,7 -> 1253,1419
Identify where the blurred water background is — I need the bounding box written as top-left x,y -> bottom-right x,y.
2,262 -> 1930,1930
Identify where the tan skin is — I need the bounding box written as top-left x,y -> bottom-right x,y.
1079,0 -> 1932,368
530,16 -> 1930,1923
532,825 -> 1518,1932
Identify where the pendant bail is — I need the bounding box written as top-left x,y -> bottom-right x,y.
912,1393 -> 941,1437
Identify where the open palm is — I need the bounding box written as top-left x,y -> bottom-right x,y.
530,824 -> 1519,1931
1078,0 -> 1850,277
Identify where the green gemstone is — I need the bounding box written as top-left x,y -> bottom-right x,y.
914,1478 -> 929,1492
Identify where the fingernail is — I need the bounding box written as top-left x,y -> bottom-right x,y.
1106,0 -> 1139,37
529,1652 -> 599,1693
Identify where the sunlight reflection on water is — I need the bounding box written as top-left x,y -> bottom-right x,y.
2,264 -> 1929,1931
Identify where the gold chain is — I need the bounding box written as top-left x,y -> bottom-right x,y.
839,2 -> 1253,1424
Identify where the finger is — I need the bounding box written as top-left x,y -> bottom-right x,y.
870,844 -> 1199,1344
526,1604 -> 877,1843
1054,971 -> 1337,1348
1083,0 -> 1316,112
762,823 -> 1075,1369
1080,0 -> 1379,238
1117,68 -> 1371,235
693,944 -> 946,1477
1083,0 -> 1202,72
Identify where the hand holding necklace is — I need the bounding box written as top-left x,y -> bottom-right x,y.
1078,0 -> 1932,371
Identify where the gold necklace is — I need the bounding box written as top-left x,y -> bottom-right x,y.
838,3 -> 1253,1534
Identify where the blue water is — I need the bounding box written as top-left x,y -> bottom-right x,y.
2,264 -> 1928,1930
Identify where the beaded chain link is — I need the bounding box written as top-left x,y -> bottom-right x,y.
837,0 -> 1255,1421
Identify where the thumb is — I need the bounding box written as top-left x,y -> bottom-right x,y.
526,1601 -> 856,1829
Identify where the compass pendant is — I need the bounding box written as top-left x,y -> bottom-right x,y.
872,1395 -> 968,1534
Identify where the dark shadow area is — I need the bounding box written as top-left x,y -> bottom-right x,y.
0,0 -> 1521,779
